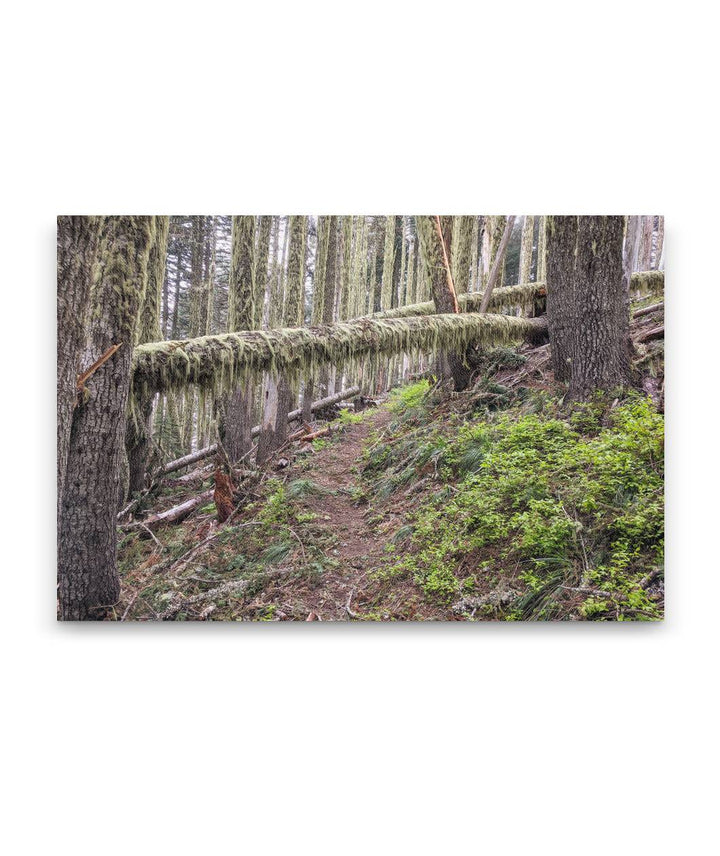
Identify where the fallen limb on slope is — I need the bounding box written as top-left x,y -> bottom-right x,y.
133,313 -> 548,397
126,489 -> 213,530
638,324 -> 664,343
369,271 -> 661,321
160,385 -> 361,475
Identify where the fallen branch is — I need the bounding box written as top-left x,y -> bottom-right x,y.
76,343 -> 122,402
160,570 -> 288,620
633,301 -> 664,319
126,489 -> 213,530
134,313 -> 549,396
638,324 -> 664,343
300,427 -> 330,442
159,386 -> 362,475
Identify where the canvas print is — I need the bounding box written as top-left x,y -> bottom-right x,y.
57,215 -> 664,621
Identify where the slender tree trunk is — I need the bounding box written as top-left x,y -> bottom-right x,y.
416,215 -> 469,390
479,216 -> 516,313
222,216 -> 256,462
518,215 -> 534,285
624,216 -> 642,275
452,215 -> 474,294
58,216 -> 155,620
256,215 -> 306,463
126,216 -> 169,495
536,215 -> 547,282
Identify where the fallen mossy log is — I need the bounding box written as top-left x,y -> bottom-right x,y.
159,385 -> 361,475
371,271 -> 662,321
629,270 -> 664,300
376,282 -> 545,319
133,313 -> 548,398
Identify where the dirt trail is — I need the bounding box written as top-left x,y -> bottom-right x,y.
290,406 -> 393,618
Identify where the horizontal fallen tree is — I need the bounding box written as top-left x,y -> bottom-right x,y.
160,385 -> 361,475
371,271 -> 662,321
127,489 -> 214,530
133,312 -> 548,399
375,282 -> 546,319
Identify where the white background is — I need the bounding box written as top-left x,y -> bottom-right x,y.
3,1 -> 717,853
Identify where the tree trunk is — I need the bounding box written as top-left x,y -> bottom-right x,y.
416,215 -> 469,390
257,215 -> 306,463
58,216 -> 155,620
57,216 -> 100,504
452,215 -> 474,294
127,216 -> 169,495
567,216 -> 631,401
536,215 -> 547,282
222,216 -> 256,462
518,215 -> 535,286
546,216 -> 578,382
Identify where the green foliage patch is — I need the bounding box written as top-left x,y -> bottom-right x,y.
375,393 -> 663,619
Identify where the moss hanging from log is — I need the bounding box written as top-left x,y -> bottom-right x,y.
132,311 -> 547,399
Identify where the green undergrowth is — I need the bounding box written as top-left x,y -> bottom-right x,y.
363,368 -> 664,621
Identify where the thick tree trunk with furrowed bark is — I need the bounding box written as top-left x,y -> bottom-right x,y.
566,216 -> 631,400
58,216 -> 155,620
546,216 -> 578,382
57,216 -> 100,505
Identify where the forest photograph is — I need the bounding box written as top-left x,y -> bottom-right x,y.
57,214 -> 664,621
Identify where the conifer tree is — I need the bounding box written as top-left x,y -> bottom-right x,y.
256,215 -> 306,463
57,216 -> 100,503
126,216 -> 170,494
222,215 -> 256,462
518,215 -> 534,284
58,216 -> 156,620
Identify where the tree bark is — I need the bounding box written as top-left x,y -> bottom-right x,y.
58,216 -> 155,620
545,216 -> 578,382
57,216 -> 100,504
222,216 -> 256,462
566,216 -> 631,401
479,216 -> 516,313
257,215 -> 306,463
518,215 -> 535,285
127,216 -> 169,495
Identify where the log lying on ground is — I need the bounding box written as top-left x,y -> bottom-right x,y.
370,271 -> 661,321
638,324 -> 664,344
162,445 -> 219,475
128,489 -> 214,530
375,282 -> 545,319
160,385 -> 362,475
133,313 -> 549,398
633,301 -> 664,319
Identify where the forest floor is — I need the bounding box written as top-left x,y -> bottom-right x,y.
117,298 -> 665,621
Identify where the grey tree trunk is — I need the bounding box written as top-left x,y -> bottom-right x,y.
126,216 -> 169,495
58,216 -> 155,620
416,215 -> 470,390
223,216 -> 256,463
567,216 -> 631,401
57,216 -> 100,504
546,216 -> 578,382
256,215 -> 306,464
518,215 -> 535,285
